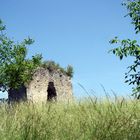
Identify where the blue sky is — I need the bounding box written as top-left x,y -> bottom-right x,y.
0,0 -> 138,98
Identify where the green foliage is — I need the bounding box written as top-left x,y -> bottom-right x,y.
0,19 -> 5,31
0,98 -> 140,140
66,65 -> 74,77
42,60 -> 61,72
123,0 -> 140,34
109,0 -> 140,98
42,61 -> 74,78
0,20 -> 42,91
0,19 -> 73,94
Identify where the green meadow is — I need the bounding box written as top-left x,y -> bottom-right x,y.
0,98 -> 140,140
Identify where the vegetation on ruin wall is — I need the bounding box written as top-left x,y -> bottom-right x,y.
41,61 -> 74,78
0,98 -> 140,140
0,20 -> 73,93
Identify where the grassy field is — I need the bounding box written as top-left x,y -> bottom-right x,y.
0,98 -> 140,140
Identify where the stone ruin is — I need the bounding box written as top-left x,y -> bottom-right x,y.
8,67 -> 73,103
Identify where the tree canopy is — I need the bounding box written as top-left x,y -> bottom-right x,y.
0,20 -> 42,92
0,20 -> 73,93
110,0 -> 140,98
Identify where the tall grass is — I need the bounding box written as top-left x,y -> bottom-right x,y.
0,98 -> 140,140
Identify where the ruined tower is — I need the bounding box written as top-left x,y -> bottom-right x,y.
26,67 -> 73,102
8,60 -> 73,103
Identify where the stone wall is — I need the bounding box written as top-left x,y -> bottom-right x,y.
27,67 -> 73,103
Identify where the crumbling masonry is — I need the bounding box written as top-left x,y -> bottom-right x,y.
8,67 -> 73,102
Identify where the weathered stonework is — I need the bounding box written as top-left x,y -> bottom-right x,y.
26,67 -> 73,103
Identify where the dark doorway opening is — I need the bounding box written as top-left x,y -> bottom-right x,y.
47,82 -> 57,101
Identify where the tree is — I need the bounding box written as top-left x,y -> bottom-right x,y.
0,19 -> 42,99
109,0 -> 140,98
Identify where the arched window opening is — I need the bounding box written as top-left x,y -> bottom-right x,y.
47,82 -> 57,101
